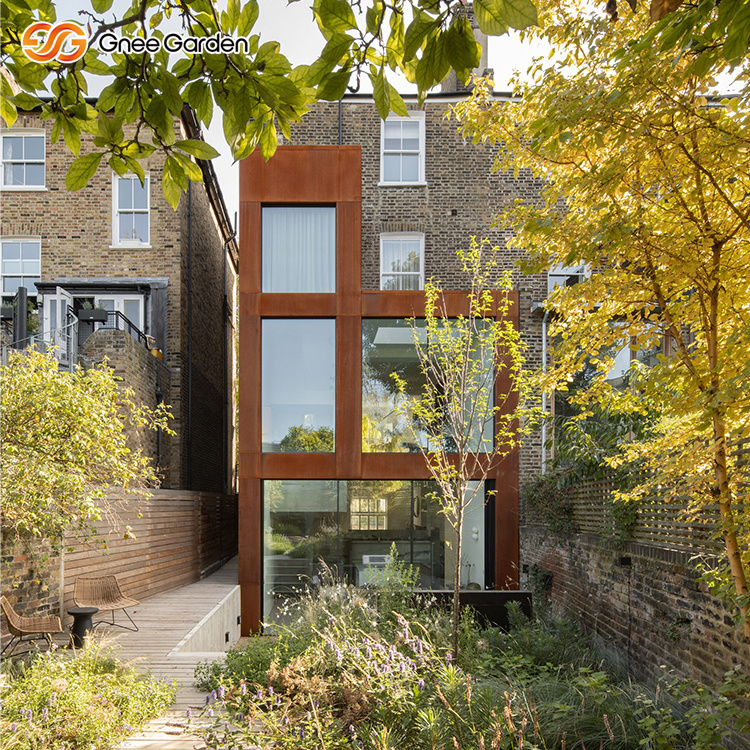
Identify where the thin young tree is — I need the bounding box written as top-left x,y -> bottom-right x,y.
392,239 -> 534,659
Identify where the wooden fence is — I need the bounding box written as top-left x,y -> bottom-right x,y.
567,438 -> 749,552
61,490 -> 237,613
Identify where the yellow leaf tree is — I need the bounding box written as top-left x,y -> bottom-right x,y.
454,3 -> 750,642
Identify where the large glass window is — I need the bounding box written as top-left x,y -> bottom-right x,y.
1,132 -> 45,187
262,319 -> 335,452
263,479 -> 486,624
380,233 -> 424,290
362,318 -> 493,453
262,207 -> 336,293
1,238 -> 41,301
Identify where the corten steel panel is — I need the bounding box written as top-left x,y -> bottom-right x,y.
336,315 -> 361,477
493,454 -> 520,589
239,203 -> 261,293
259,295 -> 337,317
238,477 -> 262,634
240,146 -> 362,203
361,454 -> 441,480
337,202 -> 362,315
361,290 -> 510,318
239,312 -> 261,459
260,453 -> 337,478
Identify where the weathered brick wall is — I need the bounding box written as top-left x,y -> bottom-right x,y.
79,328 -> 175,486
2,114 -> 234,492
179,181 -> 234,493
286,97 -> 548,478
520,525 -> 750,685
0,542 -> 61,620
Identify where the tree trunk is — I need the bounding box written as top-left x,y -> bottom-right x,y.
713,414 -> 750,645
452,509 -> 463,660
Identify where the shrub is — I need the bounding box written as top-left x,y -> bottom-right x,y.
0,640 -> 175,749
195,636 -> 277,692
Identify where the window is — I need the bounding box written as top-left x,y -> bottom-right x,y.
1,131 -> 45,188
262,319 -> 336,452
113,174 -> 150,246
262,207 -> 335,293
1,238 -> 41,301
380,112 -> 425,185
380,233 -> 424,290
94,295 -> 145,333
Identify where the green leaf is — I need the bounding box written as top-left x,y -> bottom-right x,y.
61,118 -> 81,156
172,151 -> 204,181
174,139 -> 220,160
371,67 -> 390,119
404,10 -> 436,62
317,69 -> 352,100
317,0 -> 358,32
109,155 -> 129,177
238,0 -> 259,36
416,32 -> 450,92
98,80 -> 123,113
162,162 -> 182,209
388,83 -> 409,116
474,0 -> 509,35
91,0 -> 113,12
722,0 -> 750,61
445,16 -> 482,81
366,0 -> 384,35
158,70 -> 183,116
66,152 -> 104,191
259,119 -> 278,160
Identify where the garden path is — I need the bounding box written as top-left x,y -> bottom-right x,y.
108,556 -> 240,750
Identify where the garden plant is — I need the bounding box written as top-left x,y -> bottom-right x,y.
192,560 -> 750,749
0,639 -> 175,749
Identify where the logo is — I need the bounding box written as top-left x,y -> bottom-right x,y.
21,21 -> 88,64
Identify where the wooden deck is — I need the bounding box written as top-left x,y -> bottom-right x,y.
108,556 -> 239,749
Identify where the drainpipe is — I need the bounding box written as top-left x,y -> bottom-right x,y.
338,99 -> 342,145
187,181 -> 193,489
541,309 -> 549,474
223,213 -> 237,495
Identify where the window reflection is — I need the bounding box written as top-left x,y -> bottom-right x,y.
262,319 -> 335,452
362,319 -> 492,453
262,479 -> 486,626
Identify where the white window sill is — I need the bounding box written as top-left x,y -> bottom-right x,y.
0,185 -> 48,191
110,244 -> 152,249
378,181 -> 427,188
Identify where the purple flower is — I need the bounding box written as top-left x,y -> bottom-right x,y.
313,700 -> 319,708
349,724 -> 356,734
25,709 -> 32,721
366,647 -> 372,658
218,686 -> 225,699
402,628 -> 409,639
237,713 -> 243,722
186,708 -> 192,720
205,695 -> 211,705
211,690 -> 217,701
257,690 -> 263,701
376,699 -> 382,708
299,727 -> 305,739
48,693 -> 57,706
240,683 -> 247,695
335,648 -> 342,661
446,653 -> 452,662
207,708 -> 214,718
275,695 -> 281,706
41,708 -> 48,720
10,723 -> 16,732
268,686 -> 274,696
418,679 -> 425,690
282,715 -> 290,726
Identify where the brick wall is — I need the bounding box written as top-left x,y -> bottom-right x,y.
2,113 -> 236,492
0,490 -> 238,645
79,327 -> 175,486
286,97 -> 549,479
520,525 -> 750,685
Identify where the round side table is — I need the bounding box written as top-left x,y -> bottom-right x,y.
68,606 -> 99,648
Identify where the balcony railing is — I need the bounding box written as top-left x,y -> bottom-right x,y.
76,310 -> 150,349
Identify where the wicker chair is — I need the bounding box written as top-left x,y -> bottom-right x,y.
1,595 -> 63,656
73,575 -> 140,632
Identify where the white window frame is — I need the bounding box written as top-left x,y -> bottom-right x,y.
1,236 -> 41,300
379,232 -> 425,290
94,294 -> 145,332
379,112 -> 426,186
1,130 -> 46,190
112,173 -> 150,247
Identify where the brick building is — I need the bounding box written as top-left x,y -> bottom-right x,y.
237,81 -> 548,633
1,106 -> 238,494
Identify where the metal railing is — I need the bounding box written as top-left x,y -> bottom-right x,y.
77,310 -> 150,349
1,314 -> 79,371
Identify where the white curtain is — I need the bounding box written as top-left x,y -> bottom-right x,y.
262,207 -> 336,292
